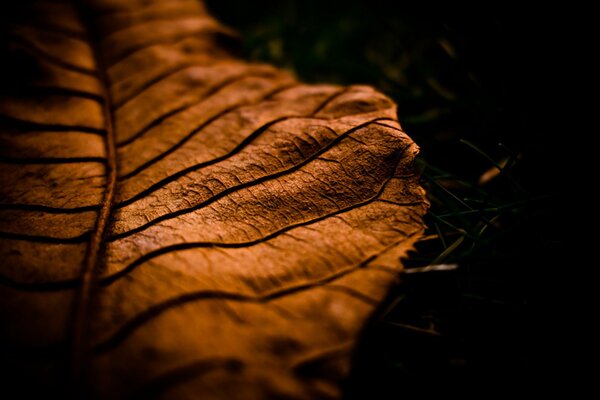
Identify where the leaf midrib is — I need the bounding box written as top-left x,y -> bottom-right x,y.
68,5 -> 118,388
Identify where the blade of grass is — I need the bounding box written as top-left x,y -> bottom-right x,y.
429,235 -> 464,265
433,222 -> 447,248
460,138 -> 525,193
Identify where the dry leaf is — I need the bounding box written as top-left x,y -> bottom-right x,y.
0,0 -> 427,398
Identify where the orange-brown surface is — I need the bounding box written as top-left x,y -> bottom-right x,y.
0,0 -> 427,398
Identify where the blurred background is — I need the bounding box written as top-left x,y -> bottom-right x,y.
206,1 -> 566,396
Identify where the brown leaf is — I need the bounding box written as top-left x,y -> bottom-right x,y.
0,1 -> 427,398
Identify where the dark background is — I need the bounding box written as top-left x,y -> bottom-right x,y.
206,1 -> 566,397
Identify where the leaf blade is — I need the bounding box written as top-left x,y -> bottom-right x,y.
0,1 -> 427,398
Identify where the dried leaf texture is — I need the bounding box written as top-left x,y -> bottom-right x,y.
0,0 -> 427,398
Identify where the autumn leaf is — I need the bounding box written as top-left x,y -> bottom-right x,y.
0,0 -> 427,398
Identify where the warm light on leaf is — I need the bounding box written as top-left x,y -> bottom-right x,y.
0,0 -> 427,398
